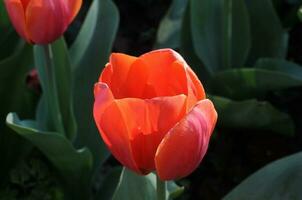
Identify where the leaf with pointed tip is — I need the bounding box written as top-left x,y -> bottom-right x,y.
190,0 -> 250,73
6,113 -> 93,200
209,68 -> 302,100
210,96 -> 295,136
245,0 -> 288,64
70,0 -> 119,171
255,58 -> 302,77
155,0 -> 188,49
180,2 -> 210,82
112,168 -> 184,200
34,38 -> 76,140
0,44 -> 36,184
223,152 -> 302,200
0,1 -> 22,59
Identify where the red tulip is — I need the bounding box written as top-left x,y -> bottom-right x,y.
93,49 -> 217,180
4,0 -> 82,44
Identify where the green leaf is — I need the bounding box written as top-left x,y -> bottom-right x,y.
95,167 -> 123,200
210,96 -> 295,136
155,0 -> 188,49
112,168 -> 156,200
112,168 -> 183,200
209,68 -> 302,100
190,0 -> 250,74
245,0 -> 288,64
0,1 -> 22,60
6,113 -> 93,200
0,44 -> 36,183
167,181 -> 185,199
34,38 -> 76,140
0,1 -> 10,28
180,2 -> 210,82
255,58 -> 302,78
70,0 -> 119,170
223,151 -> 302,200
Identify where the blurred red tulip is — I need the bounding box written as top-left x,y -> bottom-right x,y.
93,49 -> 217,180
26,69 -> 41,93
4,0 -> 82,44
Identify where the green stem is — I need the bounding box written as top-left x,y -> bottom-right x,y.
42,45 -> 65,135
156,174 -> 167,200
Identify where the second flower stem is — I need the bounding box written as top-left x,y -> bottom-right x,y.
156,174 -> 167,200
42,45 -> 64,134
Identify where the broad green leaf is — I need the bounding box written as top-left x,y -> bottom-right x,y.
0,44 -> 36,183
209,68 -> 302,100
34,38 -> 76,140
190,0 -> 250,74
245,0 -> 288,64
155,0 -> 188,49
255,58 -> 302,77
95,167 -> 123,200
180,2 -> 210,82
0,1 -> 9,28
6,113 -> 93,200
112,168 -> 156,200
0,1 -> 22,60
223,151 -> 302,200
112,168 -> 183,200
70,0 -> 119,170
0,30 -> 22,61
167,181 -> 185,199
210,96 -> 295,136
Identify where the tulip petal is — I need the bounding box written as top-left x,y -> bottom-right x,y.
20,0 -> 30,10
113,94 -> 187,174
93,83 -> 140,173
140,49 -> 184,70
66,0 -> 82,23
25,0 -> 68,44
4,0 -> 30,42
101,53 -> 137,98
124,49 -> 189,99
155,99 -> 217,180
185,66 -> 206,110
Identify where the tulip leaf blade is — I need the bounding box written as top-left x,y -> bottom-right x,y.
0,1 -> 23,60
6,112 -> 93,200
0,44 -> 36,183
210,96 -> 295,136
112,168 -> 156,200
245,0 -> 288,64
209,68 -> 302,100
155,0 -> 189,49
254,58 -> 302,77
112,168 -> 183,200
223,151 -> 302,200
180,2 -> 210,82
0,1 -> 9,28
69,0 -> 119,171
34,38 -> 76,140
95,167 -> 123,200
190,0 -> 250,74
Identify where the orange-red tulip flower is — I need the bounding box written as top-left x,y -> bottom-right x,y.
4,0 -> 82,44
93,49 -> 217,180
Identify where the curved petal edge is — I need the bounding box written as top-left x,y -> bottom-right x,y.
155,99 -> 217,180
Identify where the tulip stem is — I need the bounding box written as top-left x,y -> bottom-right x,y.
42,45 -> 65,135
156,174 -> 167,200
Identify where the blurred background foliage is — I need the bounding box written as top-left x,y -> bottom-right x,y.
1,0 -> 302,199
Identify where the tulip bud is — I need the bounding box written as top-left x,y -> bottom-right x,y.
4,0 -> 82,44
26,69 -> 41,93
